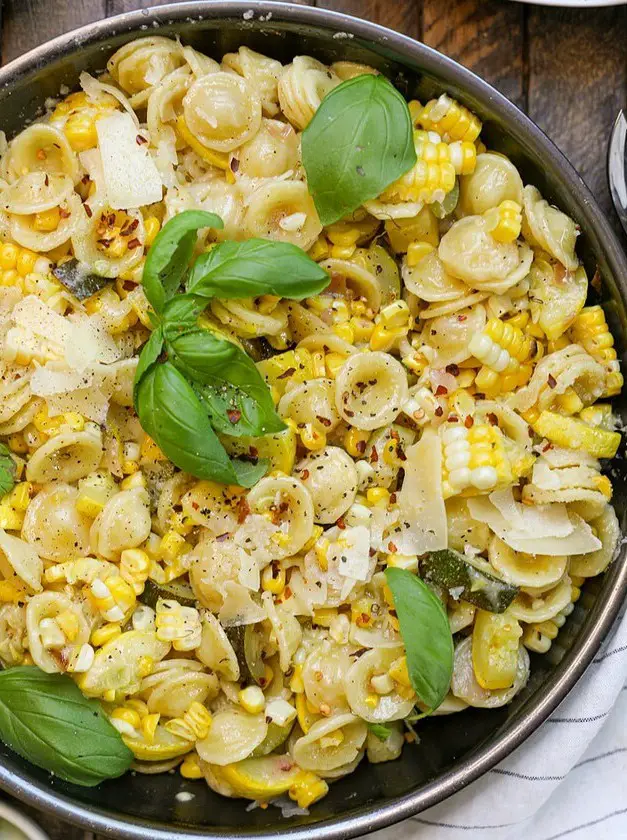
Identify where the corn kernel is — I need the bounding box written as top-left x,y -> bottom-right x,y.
364,694 -> 379,709
158,530 -> 187,562
389,655 -> 412,687
261,562 -> 286,595
91,622 -> 122,647
33,207 -> 61,232
180,753 -> 204,780
407,241 -> 434,267
64,113 -> 98,151
238,685 -> 265,715
324,352 -> 347,378
16,250 -> 38,276
0,244 -> 18,270
366,488 -> 390,505
141,713 -> 160,743
143,216 -> 161,248
300,424 -> 326,451
289,773 -> 329,809
344,427 -> 369,458
111,707 -> 141,731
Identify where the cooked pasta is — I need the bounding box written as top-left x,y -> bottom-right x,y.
0,34 -> 621,811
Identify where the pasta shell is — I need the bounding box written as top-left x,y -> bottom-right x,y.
247,476 -> 315,559
278,56 -> 340,130
223,47 -> 283,117
302,640 -> 352,714
522,185 -> 579,270
366,720 -> 404,764
0,529 -> 43,592
90,488 -> 151,559
0,603 -> 27,667
196,707 -> 268,766
2,124 -> 79,185
335,351 -> 408,430
570,504 -> 620,578
458,152 -> 523,216
278,378 -> 340,434
244,180 -> 322,251
291,712 -> 367,773
78,629 -> 170,697
344,648 -> 415,722
451,636 -> 529,708
402,249 -> 468,302
1,172 -> 74,215
145,671 -> 219,718
26,425 -> 103,484
236,118 -> 299,178
488,535 -> 567,589
196,611 -> 240,681
508,576 -> 573,623
26,591 -> 90,673
294,446 -> 358,524
183,72 -> 262,152
318,257 -> 382,311
22,483 -> 91,562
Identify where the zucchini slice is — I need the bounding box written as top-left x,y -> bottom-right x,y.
140,578 -> 197,610
52,258 -> 110,300
421,549 -> 519,613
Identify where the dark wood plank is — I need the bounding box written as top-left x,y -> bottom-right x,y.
527,6 -> 627,218
316,0 -> 421,40
422,0 -> 524,108
2,0 -> 106,64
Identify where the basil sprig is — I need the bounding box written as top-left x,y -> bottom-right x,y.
187,239 -> 329,300
0,443 -> 16,497
135,211 -> 329,486
0,667 -> 132,786
384,567 -> 454,713
302,74 -> 417,226
142,210 -> 224,314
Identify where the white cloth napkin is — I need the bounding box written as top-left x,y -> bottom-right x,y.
372,610 -> 627,840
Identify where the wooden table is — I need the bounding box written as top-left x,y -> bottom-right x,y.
0,0 -> 625,837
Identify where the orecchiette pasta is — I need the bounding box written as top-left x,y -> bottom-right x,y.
0,34 -> 621,809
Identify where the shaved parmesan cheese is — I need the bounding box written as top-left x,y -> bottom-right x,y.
486,488 -> 573,538
396,428 -> 447,553
468,496 -> 601,555
531,458 -> 561,490
539,445 -> 599,470
67,314 -> 120,369
218,581 -> 266,627
46,388 -> 109,424
80,72 -> 139,126
331,525 -> 371,582
96,112 -> 163,209
31,362 -> 95,396
13,295 -> 72,351
237,547 -> 261,592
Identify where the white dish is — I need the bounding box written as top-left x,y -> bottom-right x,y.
509,0 -> 626,6
0,802 -> 51,840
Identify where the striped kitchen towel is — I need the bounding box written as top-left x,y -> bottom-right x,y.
373,610 -> 627,840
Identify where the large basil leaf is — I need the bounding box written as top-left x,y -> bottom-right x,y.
133,326 -> 164,404
135,361 -> 267,487
384,567 -> 454,712
0,667 -> 132,786
302,74 -> 416,225
165,327 -> 285,438
162,294 -> 206,336
186,239 -> 329,300
142,210 -> 223,313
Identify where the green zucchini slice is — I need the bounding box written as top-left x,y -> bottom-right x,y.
421,549 -> 519,613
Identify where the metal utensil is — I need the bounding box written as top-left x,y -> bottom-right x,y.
609,110 -> 627,236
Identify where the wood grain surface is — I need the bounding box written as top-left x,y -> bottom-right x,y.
0,0 -> 625,837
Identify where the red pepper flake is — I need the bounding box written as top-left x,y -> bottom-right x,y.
127,237 -> 142,249
457,314 -> 467,322
215,532 -> 230,542
344,408 -> 355,418
487,412 -> 498,426
390,429 -> 400,441
121,218 -> 139,236
389,492 -> 397,504
397,446 -> 407,461
284,586 -> 292,598
445,363 -> 460,376
44,174 -> 49,187
434,405 -> 444,417
227,409 -> 241,424
336,516 -> 346,530
542,441 -> 553,452
447,414 -> 459,423
316,415 -> 332,427
435,384 -> 448,396
388,541 -> 398,553
356,439 -> 367,455
58,207 -> 70,219
547,374 -> 557,389
236,498 -> 251,524
36,149 -> 46,160
230,157 -> 240,172
370,446 -> 379,463
84,205 -> 93,218
553,263 -> 567,284
464,415 -> 474,428
300,469 -> 310,480
97,237 -> 112,247
249,446 -> 258,458
136,134 -> 148,145
277,366 -> 296,380
191,501 -> 199,511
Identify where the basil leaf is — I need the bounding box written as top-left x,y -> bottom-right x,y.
162,294 -> 206,336
0,443 -> 16,498
302,74 -> 416,225
133,326 -> 164,404
186,239 -> 329,300
384,567 -> 453,712
0,666 -> 132,786
135,361 -> 266,488
166,328 -> 285,437
143,210 -> 223,313
368,722 -> 392,741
